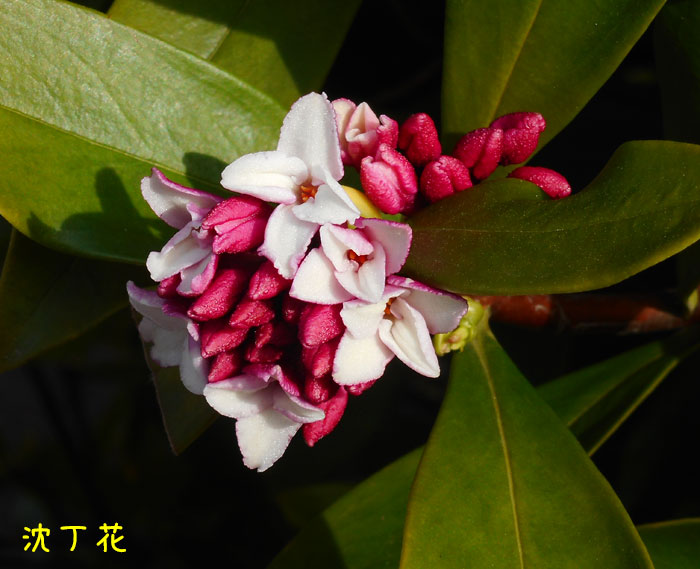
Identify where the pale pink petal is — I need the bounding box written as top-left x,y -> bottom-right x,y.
138,317 -> 183,367
127,282 -> 184,331
221,151 -> 307,204
277,92 -> 343,180
259,204 -> 318,279
387,275 -> 468,333
379,298 -> 440,377
333,332 -> 394,385
179,334 -> 208,394
272,387 -> 325,423
177,252 -> 218,296
356,218 -> 412,276
141,168 -> 220,229
235,409 -> 302,472
290,248 -> 354,304
203,378 -> 274,419
292,175 -> 359,225
146,223 -> 212,281
319,224 -> 373,272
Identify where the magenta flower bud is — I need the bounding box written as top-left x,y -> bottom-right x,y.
303,373 -> 338,405
360,144 -> 418,214
508,166 -> 572,199
398,113 -> 442,167
228,299 -> 275,328
490,112 -> 546,165
420,155 -> 472,203
298,304 -> 344,347
302,337 -> 340,380
281,295 -> 305,325
246,260 -> 291,300
208,350 -> 243,383
245,342 -> 283,364
200,320 -> 248,358
187,266 -> 251,321
377,114 -> 399,148
453,127 -> 503,180
202,196 -> 270,254
254,321 -> 295,348
157,274 -> 181,298
302,386 -> 348,447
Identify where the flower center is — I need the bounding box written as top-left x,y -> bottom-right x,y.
300,183 -> 319,203
384,297 -> 395,316
347,250 -> 369,265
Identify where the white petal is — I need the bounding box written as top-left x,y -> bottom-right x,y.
290,248 -> 353,304
358,218 -> 412,275
335,244 -> 386,303
179,334 -> 208,394
141,168 -> 220,229
235,408 -> 302,472
177,252 -> 217,296
221,151 -> 307,204
146,224 -> 211,281
277,92 -> 343,180
203,379 -> 274,419
259,204 -> 318,279
340,287 -> 403,338
388,276 -> 468,333
139,318 -> 184,367
127,282 -> 185,331
292,176 -> 359,225
379,298 -> 440,377
319,224 -> 373,272
272,387 -> 325,423
333,332 -> 393,385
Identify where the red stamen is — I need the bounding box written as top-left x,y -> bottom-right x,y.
300,183 -> 319,203
347,250 -> 369,265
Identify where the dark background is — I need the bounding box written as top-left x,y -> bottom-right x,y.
1,0 -> 698,567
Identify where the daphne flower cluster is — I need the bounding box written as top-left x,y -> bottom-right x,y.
129,92 -> 567,472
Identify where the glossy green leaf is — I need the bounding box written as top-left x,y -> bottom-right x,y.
108,0 -> 361,108
268,448 -> 420,569
405,140 -> 700,294
539,327 -> 700,454
654,0 -> 700,144
638,518 -> 700,569
0,0 -> 285,263
0,230 -> 146,373
151,358 -> 217,455
442,0 -> 665,149
400,329 -> 653,568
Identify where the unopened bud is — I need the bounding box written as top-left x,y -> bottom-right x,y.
433,297 -> 485,355
420,155 -> 472,202
360,144 -> 417,214
398,113 -> 442,167
490,112 -> 546,165
453,127 -> 503,180
202,196 -> 270,254
508,166 -> 571,199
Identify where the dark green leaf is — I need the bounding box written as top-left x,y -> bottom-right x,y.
268,448 -> 420,569
108,0 -> 362,107
539,327 -> 700,454
0,0 -> 285,262
400,329 -> 653,568
0,230 -> 145,373
442,0 -> 665,150
638,518 -> 700,569
405,141 -> 700,294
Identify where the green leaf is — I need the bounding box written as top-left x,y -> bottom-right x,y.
267,448 -> 420,569
405,140 -> 700,294
539,327 -> 700,454
151,360 -> 217,455
400,329 -> 653,568
108,0 -> 362,108
0,230 -> 145,373
654,0 -> 700,144
0,0 -> 285,263
638,518 -> 700,569
442,0 -> 665,149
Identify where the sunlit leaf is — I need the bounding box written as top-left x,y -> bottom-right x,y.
399,328 -> 653,568
405,141 -> 700,294
0,0 -> 285,263
0,230 -> 146,373
442,0 -> 665,149
108,0 -> 361,107
638,518 -> 700,569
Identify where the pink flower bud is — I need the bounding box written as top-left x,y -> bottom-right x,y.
281,295 -> 305,325
420,156 -> 472,202
360,144 -> 418,214
187,266 -> 251,321
508,166 -> 571,199
398,113 -> 442,167
208,350 -> 243,383
298,304 -> 343,347
303,373 -> 337,405
302,386 -> 348,447
200,320 -> 248,358
377,115 -> 399,148
245,343 -> 283,364
246,260 -> 291,300
453,127 -> 503,180
202,196 -> 270,254
228,299 -> 275,328
302,338 -> 340,380
490,112 -> 546,165
157,274 -> 180,298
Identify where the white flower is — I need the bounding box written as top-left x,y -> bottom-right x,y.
333,276 -> 468,385
203,364 -> 324,472
220,92 -> 360,279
